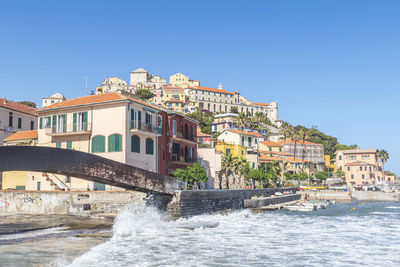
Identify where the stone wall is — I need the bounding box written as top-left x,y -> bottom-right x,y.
167,187 -> 297,218
0,190 -> 148,215
244,194 -> 301,208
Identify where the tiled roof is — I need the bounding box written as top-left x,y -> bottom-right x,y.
3,130 -> 38,141
277,139 -> 319,145
225,129 -> 263,137
197,130 -> 211,137
341,149 -> 378,154
190,86 -> 234,95
252,103 -> 269,107
259,154 -> 311,163
345,161 -> 375,166
260,141 -> 281,147
39,92 -> 161,112
0,98 -> 38,116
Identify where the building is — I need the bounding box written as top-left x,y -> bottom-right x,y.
165,111 -> 198,174
42,93 -> 66,108
281,140 -> 324,165
216,129 -> 264,160
212,113 -> 238,133
3,129 -> 38,146
197,148 -> 222,189
130,68 -> 167,89
162,86 -> 191,113
324,155 -> 337,172
385,172 -> 397,183
197,130 -> 212,146
183,84 -> 278,123
169,73 -> 200,88
0,98 -> 38,145
336,149 -> 384,185
98,77 -> 129,94
36,92 -> 165,191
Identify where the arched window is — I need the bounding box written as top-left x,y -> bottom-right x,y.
146,138 -> 154,155
131,135 -> 140,153
92,135 -> 105,153
190,126 -> 194,140
108,134 -> 122,152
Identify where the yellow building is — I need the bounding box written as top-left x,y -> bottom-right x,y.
162,86 -> 190,113
324,155 -> 337,172
1,130 -> 38,190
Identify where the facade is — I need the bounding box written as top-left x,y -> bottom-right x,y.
0,98 -> 38,145
324,155 -> 337,172
197,148 -> 222,189
216,129 -> 264,159
162,86 -> 191,113
3,129 -> 38,146
99,77 -> 129,94
281,140 -> 324,164
212,113 -> 238,133
165,112 -> 198,174
336,149 -> 384,185
130,68 -> 167,89
42,93 -> 66,108
37,92 -> 164,191
169,73 -> 200,88
197,130 -> 212,146
183,84 -> 278,123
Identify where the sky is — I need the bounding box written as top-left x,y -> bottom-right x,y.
0,0 -> 399,174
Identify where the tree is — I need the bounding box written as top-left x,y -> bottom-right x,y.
279,122 -> 294,184
377,149 -> 389,182
230,106 -> 238,113
221,153 -> 236,189
187,110 -> 214,134
18,101 -> 37,108
134,88 -> 155,100
296,126 -> 311,172
336,169 -> 345,178
173,163 -> 208,190
234,112 -> 251,157
335,144 -> 358,151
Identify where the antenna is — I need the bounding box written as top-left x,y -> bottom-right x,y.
84,75 -> 88,95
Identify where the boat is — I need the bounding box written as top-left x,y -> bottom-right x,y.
283,204 -> 316,212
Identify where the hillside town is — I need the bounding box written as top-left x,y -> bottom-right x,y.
0,68 -> 397,191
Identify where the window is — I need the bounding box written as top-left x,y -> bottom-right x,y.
347,167 -> 350,171
172,120 -> 177,136
9,112 -> 13,127
339,155 -> 342,160
190,126 -> 194,140
248,137 -> 252,147
30,120 -> 34,130
360,166 -> 362,171
362,174 -> 365,179
269,147 -> 272,151
57,114 -> 67,133
225,148 -> 231,155
67,141 -> 72,149
146,138 -> 154,155
241,136 -> 244,146
18,116 -> 22,129
56,142 -> 61,148
131,135 -> 140,153
351,175 -> 354,179
73,112 -> 88,131
108,134 -> 122,152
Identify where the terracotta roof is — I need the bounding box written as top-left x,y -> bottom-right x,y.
0,98 -> 38,116
345,161 -> 375,166
260,141 -> 281,147
252,103 -> 269,107
260,151 -> 293,156
190,86 -> 234,95
39,92 -> 161,112
225,129 -> 263,137
277,139 -> 319,145
3,130 -> 38,141
197,130 -> 211,137
259,154 -> 311,163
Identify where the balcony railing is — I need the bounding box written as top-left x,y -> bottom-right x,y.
130,121 -> 162,135
46,123 -> 91,136
171,154 -> 196,163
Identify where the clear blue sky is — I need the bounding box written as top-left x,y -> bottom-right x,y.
1,1 -> 399,174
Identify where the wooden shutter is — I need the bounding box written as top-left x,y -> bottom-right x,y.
146,138 -> 153,155
47,116 -> 51,128
52,115 -> 56,133
63,114 -> 67,132
131,135 -> 140,153
73,113 -> 77,132
39,118 -> 43,129
83,112 -> 88,131
108,135 -> 115,152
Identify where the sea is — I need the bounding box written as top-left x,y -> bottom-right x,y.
0,201 -> 399,267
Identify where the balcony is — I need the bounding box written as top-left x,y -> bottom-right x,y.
169,154 -> 197,165
130,121 -> 162,136
170,131 -> 196,144
46,123 -> 91,136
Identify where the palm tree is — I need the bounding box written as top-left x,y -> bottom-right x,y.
377,150 -> 389,182
236,157 -> 250,188
279,122 -> 294,184
297,127 -> 311,172
221,153 -> 235,189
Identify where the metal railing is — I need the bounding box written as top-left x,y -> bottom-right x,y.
130,121 -> 162,134
46,123 -> 91,135
171,154 -> 196,163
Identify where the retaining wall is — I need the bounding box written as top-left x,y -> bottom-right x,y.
244,194 -> 301,208
167,187 -> 297,218
0,190 -> 147,215
352,191 -> 399,202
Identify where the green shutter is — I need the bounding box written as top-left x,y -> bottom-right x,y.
131,135 -> 140,153
52,115 -> 57,133
63,114 -> 67,132
83,112 -> 88,131
67,141 -> 72,149
146,138 -> 153,155
92,136 -> 105,153
56,142 -> 61,148
47,116 -> 51,128
108,135 -> 115,152
73,113 -> 77,132
131,109 -> 135,121
116,134 -> 122,151
39,118 -> 43,129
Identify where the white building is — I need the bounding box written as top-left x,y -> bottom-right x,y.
0,98 -> 38,145
42,93 -> 66,108
130,68 -> 167,89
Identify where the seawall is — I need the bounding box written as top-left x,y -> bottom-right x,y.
352,191 -> 399,202
166,187 -> 297,218
0,190 -> 148,216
